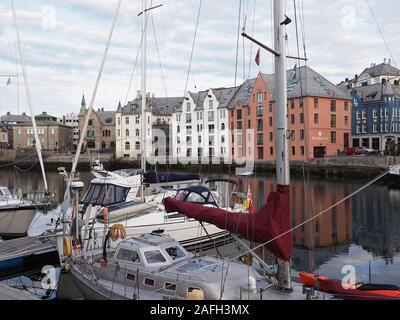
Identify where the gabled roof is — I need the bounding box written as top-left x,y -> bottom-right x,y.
0,113 -> 31,124
97,111 -> 116,125
227,78 -> 256,109
360,63 -> 400,79
266,66 -> 351,100
123,96 -> 184,116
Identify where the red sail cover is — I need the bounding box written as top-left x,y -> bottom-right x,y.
164,185 -> 292,261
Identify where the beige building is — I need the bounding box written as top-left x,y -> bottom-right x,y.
78,95 -> 116,152
13,112 -> 73,150
0,123 -> 8,149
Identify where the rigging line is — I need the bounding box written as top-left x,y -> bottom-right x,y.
183,0 -> 203,97
230,165 -> 392,262
151,13 -> 168,98
124,0 -> 154,106
364,0 -> 397,67
234,0 -> 242,87
11,0 -> 48,192
247,0 -> 256,79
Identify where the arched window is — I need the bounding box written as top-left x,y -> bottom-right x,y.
135,142 -> 140,150
221,123 -> 225,130
136,129 -> 140,137
126,129 -> 130,137
125,142 -> 130,150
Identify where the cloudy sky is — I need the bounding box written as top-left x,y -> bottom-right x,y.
0,0 -> 398,116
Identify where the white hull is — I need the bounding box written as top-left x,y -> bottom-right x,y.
0,207 -> 37,237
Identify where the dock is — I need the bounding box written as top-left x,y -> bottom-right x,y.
0,236 -> 60,281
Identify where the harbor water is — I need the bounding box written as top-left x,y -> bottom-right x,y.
0,168 -> 399,299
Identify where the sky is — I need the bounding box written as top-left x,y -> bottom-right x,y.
0,0 -> 399,116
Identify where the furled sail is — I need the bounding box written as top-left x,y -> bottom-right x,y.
144,171 -> 200,185
164,184 -> 292,261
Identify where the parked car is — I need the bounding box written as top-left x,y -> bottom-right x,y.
340,147 -> 381,156
357,146 -> 382,156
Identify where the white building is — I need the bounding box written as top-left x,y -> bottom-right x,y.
115,91 -> 182,161
58,113 -> 80,150
172,87 -> 237,163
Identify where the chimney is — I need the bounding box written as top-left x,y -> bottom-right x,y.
345,78 -> 349,82
101,108 -> 104,112
22,112 -> 26,116
137,90 -> 141,98
384,58 -> 387,64
389,58 -> 392,65
7,112 -> 10,115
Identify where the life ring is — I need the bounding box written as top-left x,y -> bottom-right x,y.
63,236 -> 72,257
110,224 -> 127,242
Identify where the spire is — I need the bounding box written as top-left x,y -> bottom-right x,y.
117,101 -> 123,113
80,94 -> 87,114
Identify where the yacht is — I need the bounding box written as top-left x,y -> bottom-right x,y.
0,187 -> 39,239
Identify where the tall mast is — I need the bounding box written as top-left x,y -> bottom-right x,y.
274,0 -> 292,291
141,0 -> 147,175
11,1 -> 48,192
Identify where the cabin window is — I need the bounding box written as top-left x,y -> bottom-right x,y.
144,278 -> 155,287
144,250 -> 167,264
165,246 -> 186,260
164,283 -> 177,292
126,273 -> 136,282
188,287 -> 201,294
186,192 -> 206,203
116,249 -> 141,263
82,184 -> 130,206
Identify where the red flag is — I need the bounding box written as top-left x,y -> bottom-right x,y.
255,49 -> 260,66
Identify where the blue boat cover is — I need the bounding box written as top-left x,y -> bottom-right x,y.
144,171 -> 200,184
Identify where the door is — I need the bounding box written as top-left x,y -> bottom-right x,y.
314,146 -> 326,159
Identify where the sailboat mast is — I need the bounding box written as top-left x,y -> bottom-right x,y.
274,0 -> 292,291
141,0 -> 147,174
11,1 -> 48,193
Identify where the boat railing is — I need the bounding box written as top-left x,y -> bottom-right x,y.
239,283 -> 273,301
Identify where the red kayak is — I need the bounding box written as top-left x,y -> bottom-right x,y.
300,272 -> 400,300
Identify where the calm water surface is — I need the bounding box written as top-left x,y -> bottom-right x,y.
0,168 -> 399,286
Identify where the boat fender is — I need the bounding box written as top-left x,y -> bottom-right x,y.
249,276 -> 257,293
110,224 -> 127,242
103,207 -> 109,223
63,236 -> 72,257
187,289 -> 205,300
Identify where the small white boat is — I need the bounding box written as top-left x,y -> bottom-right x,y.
0,187 -> 38,239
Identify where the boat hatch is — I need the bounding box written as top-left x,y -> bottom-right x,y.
177,259 -> 215,272
81,183 -> 130,206
174,186 -> 219,207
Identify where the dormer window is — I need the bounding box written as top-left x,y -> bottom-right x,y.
186,103 -> 191,112
209,100 -> 214,109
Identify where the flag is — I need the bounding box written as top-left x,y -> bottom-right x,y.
6,78 -> 11,86
244,184 -> 254,215
255,49 -> 260,66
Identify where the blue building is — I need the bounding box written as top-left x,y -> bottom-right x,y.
339,59 -> 400,150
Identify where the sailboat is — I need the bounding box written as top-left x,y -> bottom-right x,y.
0,2 -> 52,239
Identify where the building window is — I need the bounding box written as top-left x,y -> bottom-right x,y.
208,125 -> 215,134
221,123 -> 226,131
126,129 -> 130,137
257,106 -> 263,117
136,117 -> 140,124
125,117 -> 129,125
269,117 -> 273,127
345,116 -> 349,126
301,146 -> 305,155
269,132 -> 273,142
125,142 -> 130,150
248,120 -> 251,128
345,101 -> 349,111
291,114 -> 295,125
186,103 -> 191,112
314,98 -> 319,109
300,113 -> 304,124
257,119 -> 263,131
237,110 -> 242,120
136,129 -> 139,137
269,103 -> 273,112
208,111 -> 215,122
331,131 -> 337,143
186,113 -> 192,123
314,114 -> 319,124
237,121 -> 242,130
209,100 -> 214,109
373,109 -> 378,118
89,120 -> 93,126
257,92 -> 263,103
362,110 -> 367,119
270,147 -> 274,155
300,129 -> 305,140
290,100 -> 295,109
292,146 -> 296,156
331,115 -> 336,128
373,123 -> 378,133
330,100 -> 336,112
135,142 -> 140,150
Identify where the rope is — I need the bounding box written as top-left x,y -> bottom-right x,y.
151,13 -> 168,98
364,0 -> 397,67
182,0 -> 203,97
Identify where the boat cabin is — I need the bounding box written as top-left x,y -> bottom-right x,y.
112,233 -> 192,269
0,187 -> 12,201
174,186 -> 222,207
